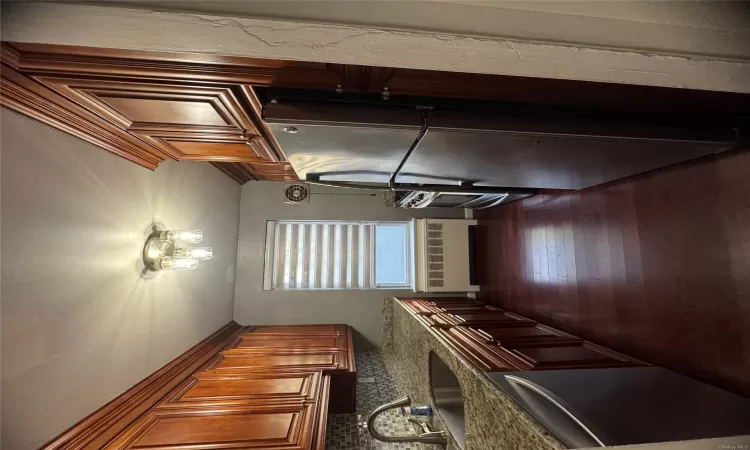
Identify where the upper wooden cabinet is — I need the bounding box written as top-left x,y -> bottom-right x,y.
35,76 -> 275,162
0,42 -> 332,182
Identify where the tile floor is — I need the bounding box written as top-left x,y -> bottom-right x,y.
325,350 -> 440,450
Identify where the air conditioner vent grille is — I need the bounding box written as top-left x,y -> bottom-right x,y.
426,222 -> 444,289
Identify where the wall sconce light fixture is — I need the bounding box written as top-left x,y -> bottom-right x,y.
143,228 -> 212,271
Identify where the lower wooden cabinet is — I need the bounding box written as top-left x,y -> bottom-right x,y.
105,402 -> 321,450
158,371 -> 325,408
498,341 -> 637,370
397,298 -> 645,372
38,323 -> 351,450
222,324 -> 356,414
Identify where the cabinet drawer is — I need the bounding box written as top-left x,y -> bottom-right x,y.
461,323 -> 580,346
205,351 -> 349,373
158,371 -> 323,408
436,328 -> 517,372
495,342 -> 638,370
105,403 -> 318,450
246,324 -> 344,336
229,335 -> 345,351
401,299 -> 443,315
432,311 -> 534,328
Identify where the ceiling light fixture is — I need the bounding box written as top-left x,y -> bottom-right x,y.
143,228 -> 212,271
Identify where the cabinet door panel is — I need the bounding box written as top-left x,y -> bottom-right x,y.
230,335 -> 343,351
106,404 -> 316,450
159,371 -> 322,408
498,342 -> 638,370
207,352 -> 345,373
33,76 -> 267,162
432,311 -> 534,328
437,328 -> 517,371
464,323 -> 580,346
247,324 -> 343,336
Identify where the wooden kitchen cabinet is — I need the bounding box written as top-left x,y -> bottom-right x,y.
396,298 -> 645,373
39,322 -> 342,450
0,42 -> 309,182
218,324 -> 356,414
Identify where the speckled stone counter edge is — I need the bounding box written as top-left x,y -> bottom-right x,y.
382,297 -> 566,450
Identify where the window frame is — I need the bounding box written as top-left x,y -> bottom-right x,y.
262,220 -> 413,291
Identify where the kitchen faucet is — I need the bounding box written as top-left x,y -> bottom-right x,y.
366,396 -> 448,445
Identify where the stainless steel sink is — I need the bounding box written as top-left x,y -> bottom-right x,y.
430,352 -> 466,449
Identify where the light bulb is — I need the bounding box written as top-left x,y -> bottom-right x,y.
173,247 -> 213,260
157,256 -> 199,271
160,229 -> 203,243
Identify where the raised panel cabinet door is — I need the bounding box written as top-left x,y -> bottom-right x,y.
245,324 -> 344,336
204,351 -> 346,373
158,371 -> 323,408
228,335 -> 345,352
497,342 -> 640,370
436,328 -> 517,372
463,323 -> 581,346
449,311 -> 536,327
431,311 -> 535,329
30,76 -> 272,162
434,305 -> 499,314
104,403 -> 317,450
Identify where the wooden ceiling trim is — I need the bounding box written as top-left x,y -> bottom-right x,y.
211,162 -> 259,184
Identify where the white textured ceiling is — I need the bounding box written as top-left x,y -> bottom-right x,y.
72,0 -> 750,60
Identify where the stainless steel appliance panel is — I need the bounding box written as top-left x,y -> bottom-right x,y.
488,367 -> 750,448
265,101 -> 735,190
266,102 -> 422,183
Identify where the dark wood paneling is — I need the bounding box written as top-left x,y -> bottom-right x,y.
476,147 -> 750,396
38,322 -> 244,450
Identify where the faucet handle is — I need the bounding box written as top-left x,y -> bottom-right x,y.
407,417 -> 430,435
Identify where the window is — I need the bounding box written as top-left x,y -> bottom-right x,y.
263,221 -> 412,290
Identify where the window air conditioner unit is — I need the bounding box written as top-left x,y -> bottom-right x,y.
412,219 -> 479,293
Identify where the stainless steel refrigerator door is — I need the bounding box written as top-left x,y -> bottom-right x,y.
265,102 -> 735,189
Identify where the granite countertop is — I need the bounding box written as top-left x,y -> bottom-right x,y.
382,297 -> 566,450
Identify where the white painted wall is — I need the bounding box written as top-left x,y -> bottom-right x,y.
0,109 -> 241,450
233,182 -> 464,349
2,2 -> 749,93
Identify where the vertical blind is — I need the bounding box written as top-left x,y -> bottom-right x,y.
270,222 -> 374,290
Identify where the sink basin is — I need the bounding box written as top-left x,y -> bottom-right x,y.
430,352 -> 466,449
